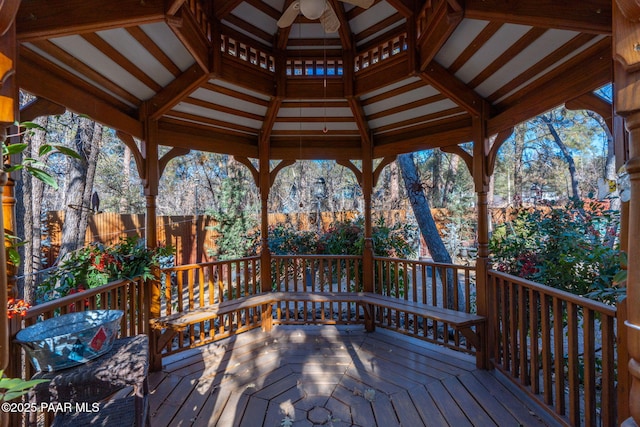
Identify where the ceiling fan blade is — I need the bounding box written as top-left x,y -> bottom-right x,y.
277,1 -> 301,28
338,0 -> 375,9
320,4 -> 340,33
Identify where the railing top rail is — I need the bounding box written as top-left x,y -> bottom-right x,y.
489,269 -> 617,316
161,256 -> 261,272
25,277 -> 142,319
373,256 -> 475,271
272,254 -> 362,260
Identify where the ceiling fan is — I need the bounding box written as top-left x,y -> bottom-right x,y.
277,0 -> 375,33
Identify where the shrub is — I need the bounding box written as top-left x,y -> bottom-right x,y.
490,200 -> 623,304
37,236 -> 174,302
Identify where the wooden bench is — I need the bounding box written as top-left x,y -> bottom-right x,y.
149,293 -> 278,370
149,291 -> 487,370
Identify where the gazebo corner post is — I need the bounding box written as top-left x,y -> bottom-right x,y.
472,114 -> 492,370
614,2 -> 640,424
141,117 -> 162,371
258,136 -> 273,332
361,138 -> 375,332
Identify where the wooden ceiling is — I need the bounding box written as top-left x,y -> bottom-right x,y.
15,0 -> 612,160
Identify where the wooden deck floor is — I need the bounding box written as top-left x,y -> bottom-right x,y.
148,325 -> 562,427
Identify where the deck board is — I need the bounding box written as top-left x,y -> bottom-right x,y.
149,325 -> 563,426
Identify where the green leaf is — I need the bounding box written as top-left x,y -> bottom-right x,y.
39,145 -> 54,156
25,166 -> 58,189
5,143 -> 28,155
52,145 -> 82,159
20,121 -> 47,132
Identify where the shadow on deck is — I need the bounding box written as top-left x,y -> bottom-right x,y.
148,325 -> 562,427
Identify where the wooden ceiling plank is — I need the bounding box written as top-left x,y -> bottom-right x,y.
360,80 -> 425,106
488,38 -> 611,135
16,0 -> 165,42
463,0 -> 611,34
419,60 -> 489,117
385,0 -> 414,18
146,63 -> 209,120
354,14 -> 405,45
486,33 -> 598,104
214,0 -> 245,20
203,81 -> 270,106
373,107 -> 466,133
126,26 -> 182,77
467,27 -> 547,90
29,40 -> 140,106
417,0 -> 463,71
347,96 -> 372,145
81,33 -> 163,93
223,14 -> 274,46
367,93 -> 447,121
166,110 -> 259,135
185,96 -> 264,121
18,51 -> 142,138
448,22 -> 502,75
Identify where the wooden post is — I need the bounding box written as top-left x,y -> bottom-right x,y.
141,117 -> 162,370
614,2 -> 640,424
472,114 -> 491,370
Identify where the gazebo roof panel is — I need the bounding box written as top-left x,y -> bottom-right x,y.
138,22 -> 196,73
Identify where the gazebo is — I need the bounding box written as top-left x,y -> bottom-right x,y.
1,0 -> 639,426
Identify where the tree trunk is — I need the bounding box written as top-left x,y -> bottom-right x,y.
19,117 -> 48,302
58,117 -> 102,261
441,153 -> 460,207
541,114 -> 581,200
397,153 -> 460,309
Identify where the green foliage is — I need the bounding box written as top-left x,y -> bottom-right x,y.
208,178 -> 258,260
490,200 -> 623,304
0,370 -> 49,402
263,217 -> 415,258
37,236 -> 174,302
2,121 -> 81,190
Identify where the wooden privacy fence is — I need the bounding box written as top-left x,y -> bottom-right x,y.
43,210 -> 410,266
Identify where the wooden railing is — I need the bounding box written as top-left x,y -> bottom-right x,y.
271,255 -> 363,324
157,256 -> 262,355
373,257 -> 477,354
488,270 -> 619,426
221,35 -> 275,71
355,32 -> 408,72
8,277 -> 146,386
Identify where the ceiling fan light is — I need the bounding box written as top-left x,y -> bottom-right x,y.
300,0 -> 326,20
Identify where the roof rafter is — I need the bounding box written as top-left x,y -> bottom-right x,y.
16,0 -> 165,42
464,0 -> 611,34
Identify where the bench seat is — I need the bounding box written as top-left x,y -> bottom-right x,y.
149,291 -> 487,369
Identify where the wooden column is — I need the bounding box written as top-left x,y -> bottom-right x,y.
472,114 -> 491,370
614,2 -> 640,424
361,146 -> 374,297
141,118 -> 161,370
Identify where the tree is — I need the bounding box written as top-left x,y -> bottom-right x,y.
397,153 -> 460,308
57,116 -> 102,261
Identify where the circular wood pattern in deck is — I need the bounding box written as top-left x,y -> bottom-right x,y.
149,326 -> 559,426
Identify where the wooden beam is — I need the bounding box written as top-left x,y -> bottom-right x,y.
337,159 -> 363,184
234,156 -> 259,186
214,0 -> 244,20
347,96 -> 371,146
417,0 -> 463,71
488,38 -> 611,135
566,92 -> 613,132
167,5 -> 210,72
464,0 -> 611,34
328,0 -> 353,52
419,60 -> 489,117
0,0 -> 20,37
116,131 -> 145,181
19,97 -> 65,122
16,0 -> 165,42
18,50 -> 143,138
385,0 -> 414,17
146,63 -> 209,120
159,146 -> 190,178
373,156 -> 396,187
158,119 -> 258,157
